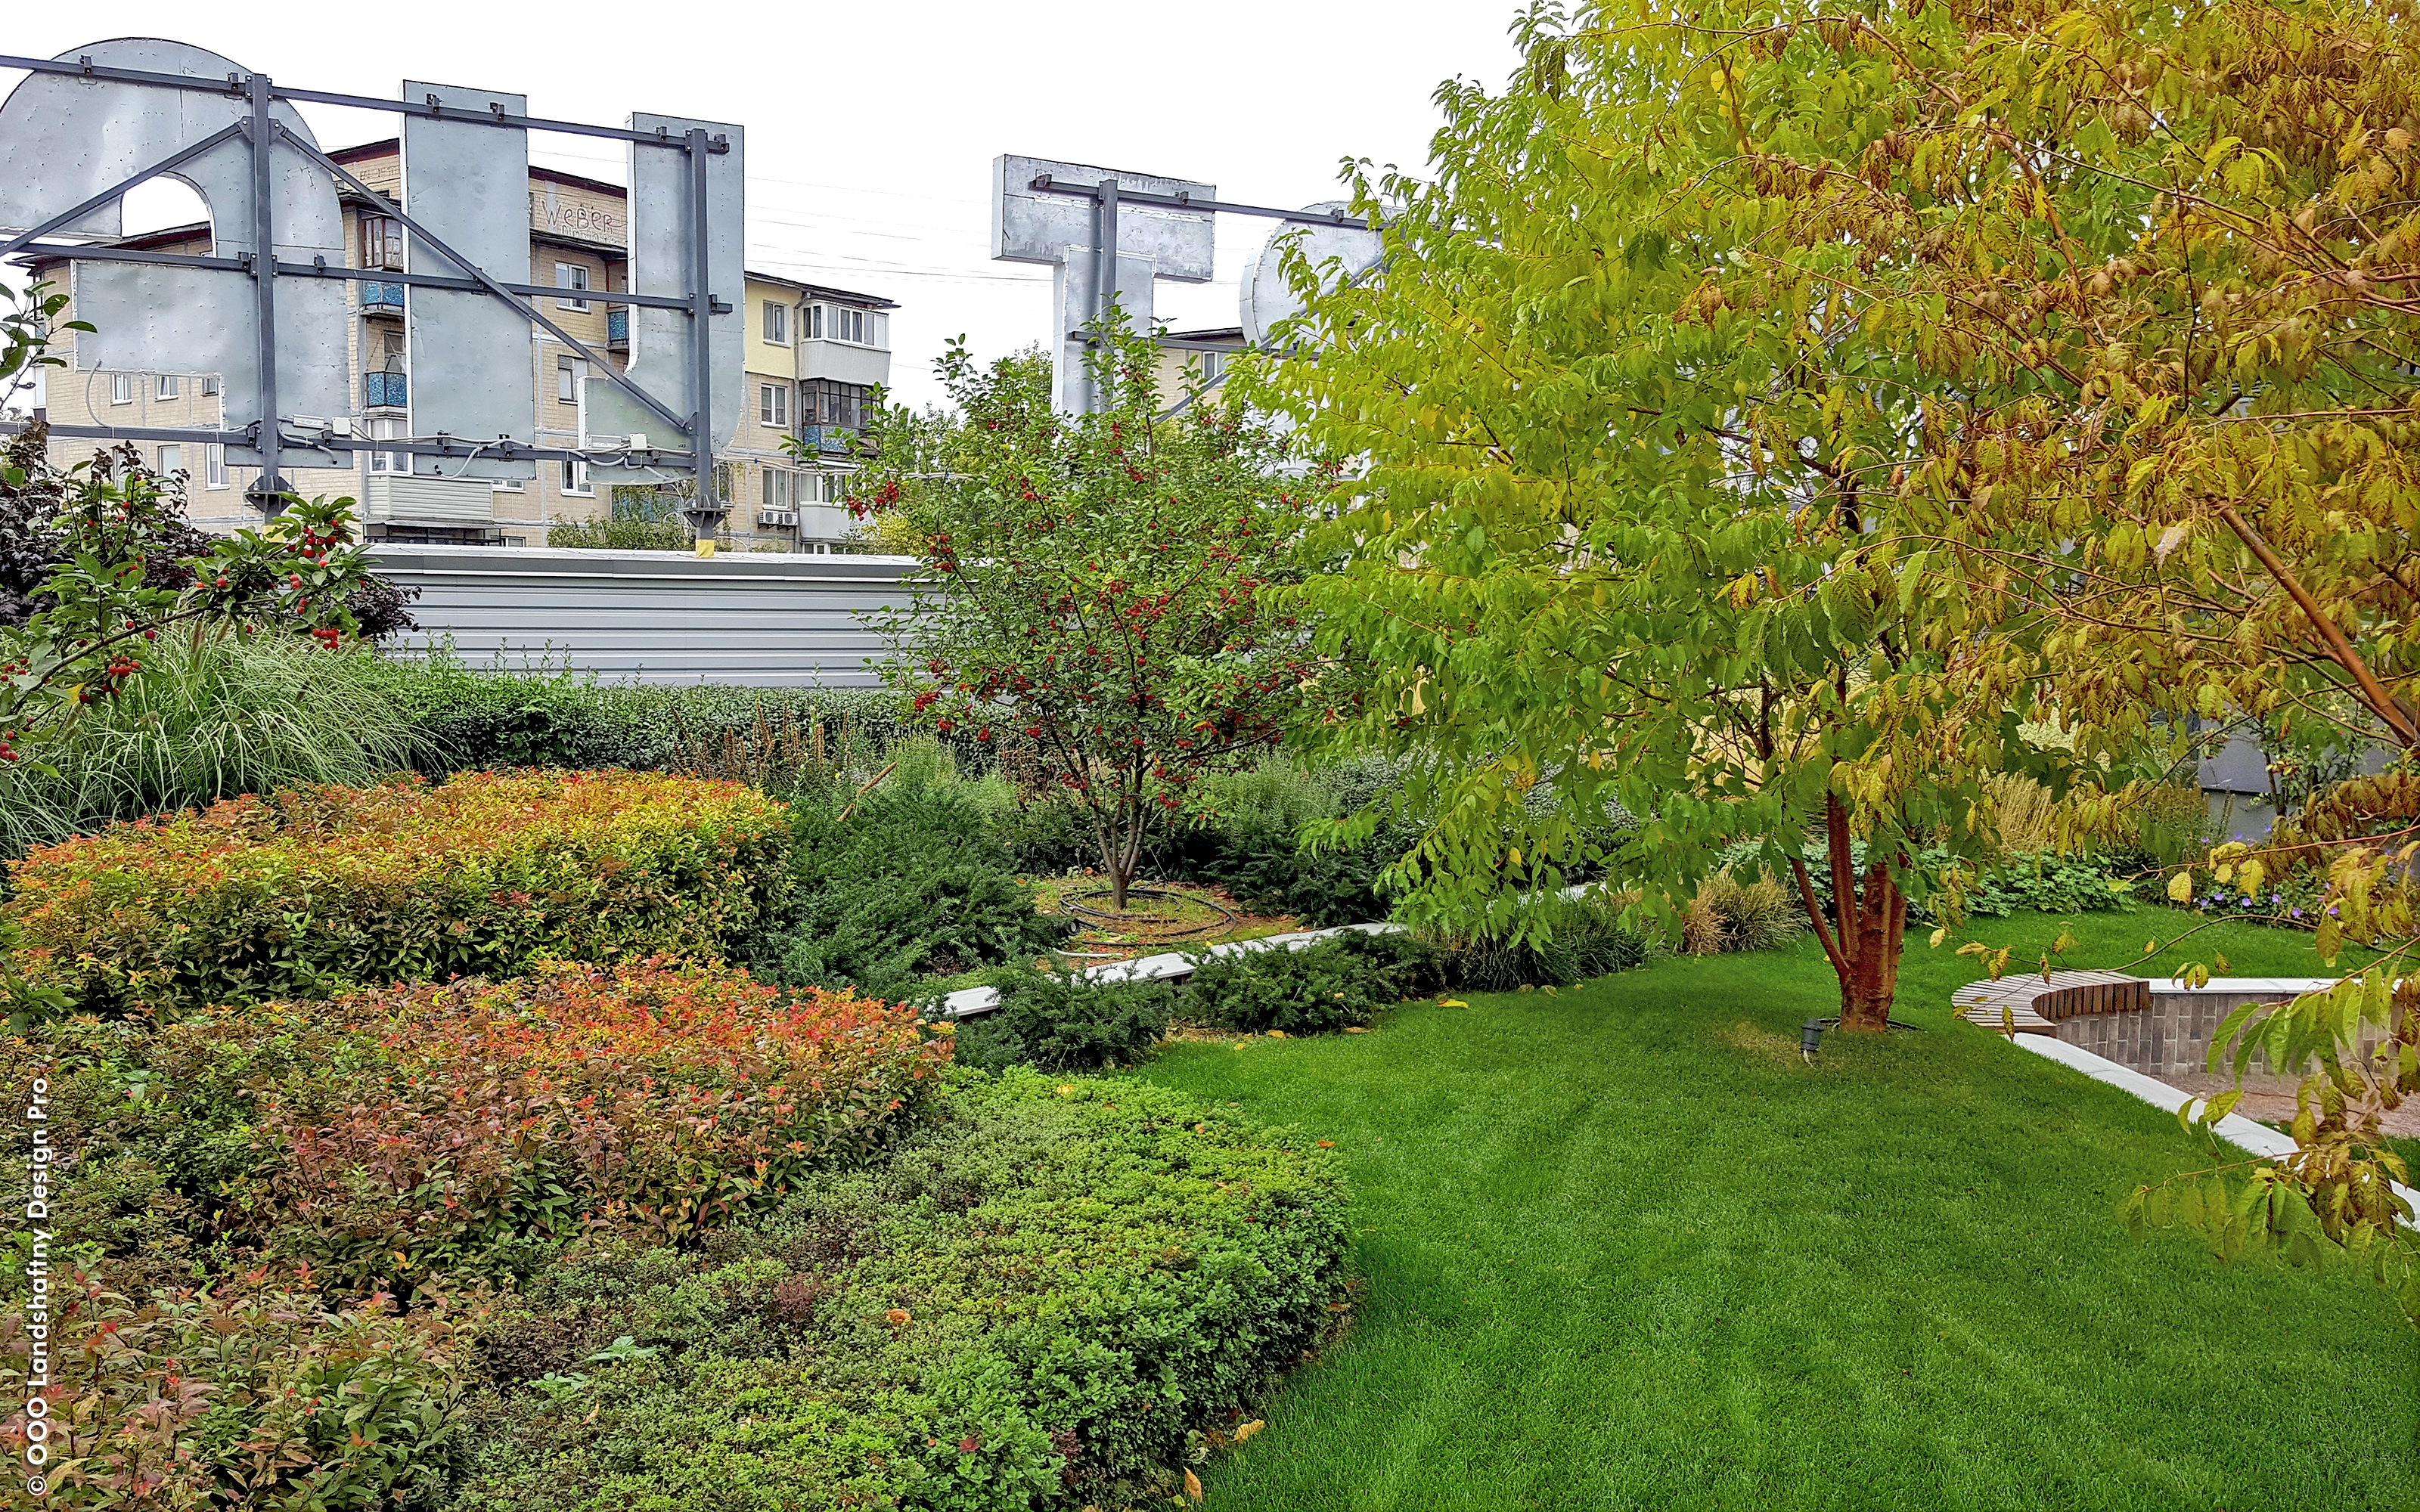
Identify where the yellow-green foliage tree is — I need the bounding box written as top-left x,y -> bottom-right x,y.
1257,0 -> 2415,1309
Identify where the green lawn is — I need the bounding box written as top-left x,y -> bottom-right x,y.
1137,910 -> 2418,1510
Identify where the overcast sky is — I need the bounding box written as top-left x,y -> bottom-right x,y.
5,2 -> 1522,411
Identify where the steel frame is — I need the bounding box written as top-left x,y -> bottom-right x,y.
0,49 -> 728,518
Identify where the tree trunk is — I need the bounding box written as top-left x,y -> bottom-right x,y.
1786,790 -> 1910,1033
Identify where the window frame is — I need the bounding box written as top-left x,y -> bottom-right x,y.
762,300 -> 788,345
359,213 -> 405,271
157,374 -> 181,401
759,382 -> 790,427
555,262 -> 591,313
204,443 -> 228,490
158,443 -> 183,477
110,373 -> 134,405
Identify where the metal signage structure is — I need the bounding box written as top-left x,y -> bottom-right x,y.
0,39 -> 743,522
992,153 -> 1386,414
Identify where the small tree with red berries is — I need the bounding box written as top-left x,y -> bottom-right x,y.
852,320 -> 1347,910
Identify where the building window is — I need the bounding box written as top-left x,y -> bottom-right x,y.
555,262 -> 591,312
759,383 -> 790,427
801,380 -> 867,431
1197,351 -> 1225,386
158,444 -> 183,476
365,416 -> 408,475
801,470 -> 851,503
762,301 -> 788,344
110,373 -> 133,405
803,303 -> 821,340
814,305 -> 886,348
157,374 -> 181,400
360,214 -> 405,271
492,477 -> 525,492
205,444 -> 228,490
200,375 -> 221,396
763,467 -> 799,507
561,457 -> 592,495
557,356 -> 586,405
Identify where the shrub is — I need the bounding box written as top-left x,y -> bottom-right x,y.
5,770 -> 793,1014
748,785 -> 1069,1003
951,970 -> 1174,1073
0,962 -> 946,1297
547,516 -> 689,551
381,650 -> 918,777
1168,754 -> 1427,926
1415,891 -> 1649,991
0,1272 -> 482,1511
1183,929 -> 1435,1033
0,628 -> 420,858
243,961 -> 946,1286
454,1068 -> 1350,1511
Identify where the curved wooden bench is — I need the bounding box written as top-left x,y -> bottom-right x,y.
1953,969 -> 2149,1036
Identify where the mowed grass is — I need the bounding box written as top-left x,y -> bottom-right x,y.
1139,910 -> 2418,1510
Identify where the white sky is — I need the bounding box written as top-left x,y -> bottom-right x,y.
4,2 -> 1520,411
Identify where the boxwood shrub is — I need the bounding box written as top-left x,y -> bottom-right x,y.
455,1068 -> 1350,1512
4,770 -> 793,1014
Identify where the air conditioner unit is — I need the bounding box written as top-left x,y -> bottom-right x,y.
757,509 -> 798,528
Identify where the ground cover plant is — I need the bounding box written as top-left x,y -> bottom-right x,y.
5,769 -> 793,1014
454,1068 -> 1349,1512
1140,909 -> 2414,1510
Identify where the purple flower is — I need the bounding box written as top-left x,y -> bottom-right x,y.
2291,907 -> 2302,918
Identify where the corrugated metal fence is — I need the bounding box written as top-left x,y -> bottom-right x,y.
367,544 -> 920,686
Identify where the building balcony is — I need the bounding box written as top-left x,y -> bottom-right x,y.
796,423 -> 871,457
359,280 -> 405,318
364,370 -> 408,409
607,308 -> 629,349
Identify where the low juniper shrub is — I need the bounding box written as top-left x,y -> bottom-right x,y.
1183,929 -> 1441,1034
746,786 -> 1069,1002
949,970 -> 1174,1073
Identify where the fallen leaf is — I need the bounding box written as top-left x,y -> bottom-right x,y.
1343,1027 -> 1368,1034
1184,1468 -> 1204,1502
1437,998 -> 1469,1008
884,1308 -> 911,1328
1233,1419 -> 1264,1443
1316,1140 -> 1335,1148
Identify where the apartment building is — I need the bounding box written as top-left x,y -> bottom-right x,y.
25,142 -> 894,550
1150,326 -> 1246,413
729,271 -> 897,551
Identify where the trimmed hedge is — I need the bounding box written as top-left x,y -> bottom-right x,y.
383,656 -> 919,776
456,1068 -> 1351,1511
244,961 -> 947,1286
0,961 -> 946,1295
3,770 -> 793,1014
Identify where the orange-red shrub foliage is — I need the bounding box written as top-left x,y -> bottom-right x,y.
240,959 -> 948,1285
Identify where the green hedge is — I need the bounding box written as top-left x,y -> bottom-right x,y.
383,653 -> 923,776
455,1068 -> 1350,1511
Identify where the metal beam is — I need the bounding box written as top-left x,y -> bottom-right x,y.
0,418 -> 695,467
0,53 -> 731,153
0,120 -> 247,259
248,79 -> 282,507
685,125 -> 717,523
2,240 -> 696,315
280,122 -> 694,440
1029,174 -> 1383,231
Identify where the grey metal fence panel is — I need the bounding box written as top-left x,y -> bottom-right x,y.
367,544 -> 918,686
